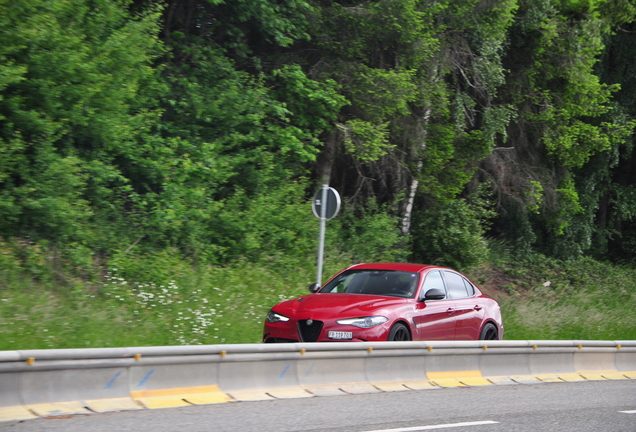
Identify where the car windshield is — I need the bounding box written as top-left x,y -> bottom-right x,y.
319,270 -> 420,298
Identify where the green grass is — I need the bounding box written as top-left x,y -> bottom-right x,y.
467,255 -> 636,341
0,250 -> 353,349
1,245 -> 635,350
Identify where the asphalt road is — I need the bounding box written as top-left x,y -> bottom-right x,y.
2,380 -> 635,432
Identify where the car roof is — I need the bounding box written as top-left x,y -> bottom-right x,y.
345,263 -> 438,273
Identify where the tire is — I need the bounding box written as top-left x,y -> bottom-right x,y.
387,323 -> 411,341
479,322 -> 498,340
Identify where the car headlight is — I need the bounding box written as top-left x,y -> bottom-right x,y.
266,310 -> 290,323
336,316 -> 388,328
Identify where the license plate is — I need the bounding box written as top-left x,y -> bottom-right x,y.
328,331 -> 353,340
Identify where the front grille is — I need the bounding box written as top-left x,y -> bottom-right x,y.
264,337 -> 298,343
298,320 -> 323,342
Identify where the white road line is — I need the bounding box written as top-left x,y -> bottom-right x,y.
619,410 -> 636,414
363,421 -> 500,432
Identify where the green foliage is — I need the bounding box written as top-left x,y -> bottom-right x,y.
313,0 -> 436,64
0,0 -> 164,250
347,67 -> 418,122
178,0 -> 313,57
2,0 -> 636,352
479,0 -> 636,260
0,243 -> 352,348
0,0 -> 347,265
337,199 -> 410,263
519,0 -> 618,168
412,199 -> 489,271
268,64 -> 348,156
3,240 -> 635,348
206,181 -> 318,262
340,120 -> 393,162
525,181 -> 544,214
493,254 -> 636,340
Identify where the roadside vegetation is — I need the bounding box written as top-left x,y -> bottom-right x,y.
1,0 -> 636,349
1,239 -> 635,350
471,248 -> 636,341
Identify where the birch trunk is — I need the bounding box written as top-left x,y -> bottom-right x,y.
317,130 -> 337,185
401,108 -> 431,235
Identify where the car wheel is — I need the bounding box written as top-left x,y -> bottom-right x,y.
479,322 -> 498,340
388,323 -> 411,341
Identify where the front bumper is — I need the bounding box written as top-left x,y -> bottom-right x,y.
263,319 -> 391,343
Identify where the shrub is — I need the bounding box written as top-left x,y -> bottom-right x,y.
411,199 -> 489,270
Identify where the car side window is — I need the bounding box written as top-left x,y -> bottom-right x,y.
443,271 -> 469,299
420,271 -> 446,299
463,277 -> 475,296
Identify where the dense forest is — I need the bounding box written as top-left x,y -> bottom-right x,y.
2,0 -> 636,276
3,0 -> 636,348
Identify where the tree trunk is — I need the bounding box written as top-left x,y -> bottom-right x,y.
317,130 -> 337,185
401,108 -> 431,235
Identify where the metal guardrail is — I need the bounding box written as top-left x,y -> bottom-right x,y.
1,340 -> 635,422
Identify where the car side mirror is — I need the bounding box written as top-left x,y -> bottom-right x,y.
308,283 -> 321,293
423,288 -> 445,301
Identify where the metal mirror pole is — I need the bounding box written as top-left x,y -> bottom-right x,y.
316,184 -> 328,286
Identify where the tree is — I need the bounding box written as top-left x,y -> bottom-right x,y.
479,0 -> 636,259
0,0 -> 163,248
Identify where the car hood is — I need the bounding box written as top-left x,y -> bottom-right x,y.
273,293 -> 407,319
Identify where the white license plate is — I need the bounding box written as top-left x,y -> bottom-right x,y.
328,331 -> 353,340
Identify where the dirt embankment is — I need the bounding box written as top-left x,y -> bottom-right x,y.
468,265 -> 531,301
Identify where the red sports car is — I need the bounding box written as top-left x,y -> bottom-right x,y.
263,263 -> 503,342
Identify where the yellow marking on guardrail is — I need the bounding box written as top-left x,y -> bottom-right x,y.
185,393 -> 233,405
617,344 -> 622,349
554,373 -> 587,382
427,346 -> 433,351
577,370 -> 627,380
25,357 -> 34,366
131,385 -> 230,408
131,386 -> 219,398
427,370 -> 491,387
534,374 -> 564,383
84,397 -> 143,412
0,406 -> 38,422
427,370 -> 482,379
299,348 -> 306,355
367,347 -> 373,353
219,350 -> 226,357
134,354 -> 142,361
600,372 -> 629,380
426,379 -> 465,388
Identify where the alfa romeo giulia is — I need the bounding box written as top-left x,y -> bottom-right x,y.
263,263 -> 503,342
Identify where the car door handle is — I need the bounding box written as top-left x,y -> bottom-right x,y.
473,305 -> 482,311
446,308 -> 455,314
